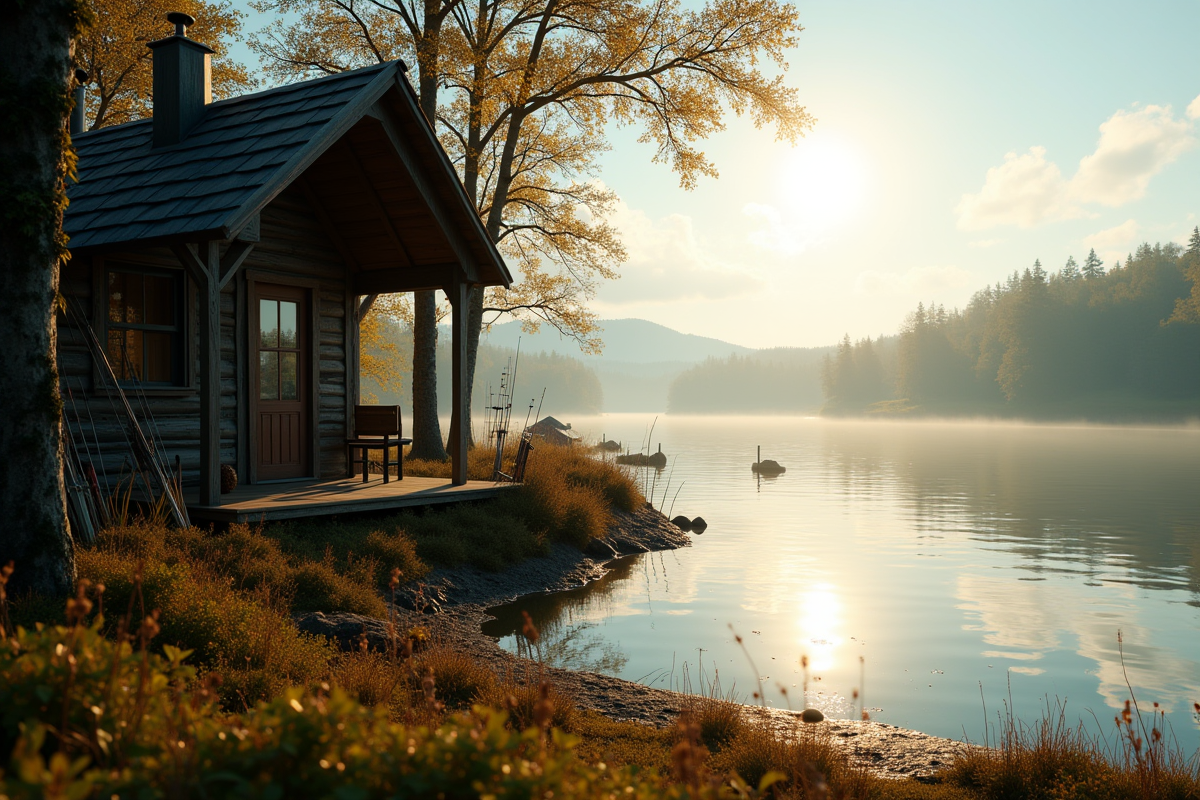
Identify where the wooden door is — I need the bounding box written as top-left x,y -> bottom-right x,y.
255,284 -> 310,481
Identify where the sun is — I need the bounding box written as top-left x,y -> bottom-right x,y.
777,134 -> 868,234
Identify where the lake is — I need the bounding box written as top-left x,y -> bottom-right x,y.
482,415 -> 1200,750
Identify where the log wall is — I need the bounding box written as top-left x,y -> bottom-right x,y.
59,185 -> 355,491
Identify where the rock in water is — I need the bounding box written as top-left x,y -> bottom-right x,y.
690,516 -> 707,533
751,459 -> 786,475
670,515 -> 692,531
800,708 -> 824,723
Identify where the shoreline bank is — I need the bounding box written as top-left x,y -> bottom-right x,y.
296,504 -> 966,780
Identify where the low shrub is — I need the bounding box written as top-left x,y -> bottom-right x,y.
412,646 -> 497,710
77,544 -> 334,707
0,606 -> 749,800
405,440 -> 645,548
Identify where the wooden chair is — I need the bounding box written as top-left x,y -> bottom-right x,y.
347,405 -> 412,483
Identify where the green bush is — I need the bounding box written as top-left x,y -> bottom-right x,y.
0,614 -> 778,800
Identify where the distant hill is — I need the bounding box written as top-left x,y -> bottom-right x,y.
481,318 -> 753,364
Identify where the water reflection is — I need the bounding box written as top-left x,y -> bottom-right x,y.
485,417 -> 1200,746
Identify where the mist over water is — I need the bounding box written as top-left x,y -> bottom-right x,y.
483,415 -> 1200,749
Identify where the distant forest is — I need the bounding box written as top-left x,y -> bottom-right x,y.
824,236 -> 1200,419
666,347 -> 832,413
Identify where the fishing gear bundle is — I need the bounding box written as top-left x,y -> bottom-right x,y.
58,299 -> 190,537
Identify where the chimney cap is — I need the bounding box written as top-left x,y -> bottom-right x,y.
166,11 -> 196,36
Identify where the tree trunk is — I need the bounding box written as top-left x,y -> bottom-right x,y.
407,6 -> 449,462
465,285 -> 484,445
0,0 -> 82,597
408,289 -> 447,460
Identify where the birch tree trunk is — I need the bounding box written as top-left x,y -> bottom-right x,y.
0,0 -> 86,597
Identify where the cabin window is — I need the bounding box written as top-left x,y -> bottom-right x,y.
258,298 -> 300,401
105,266 -> 185,386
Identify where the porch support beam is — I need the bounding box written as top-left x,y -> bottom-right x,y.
352,265 -> 455,295
172,241 -> 223,506
358,293 -> 379,320
218,240 -> 255,290
447,277 -> 470,486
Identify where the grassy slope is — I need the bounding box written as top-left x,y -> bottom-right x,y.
4,446 -> 1198,798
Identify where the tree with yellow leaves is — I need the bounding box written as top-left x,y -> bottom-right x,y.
75,0 -> 252,129
253,0 -> 813,448
358,293 -> 413,402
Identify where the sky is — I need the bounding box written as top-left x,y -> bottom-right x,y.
229,1 -> 1200,350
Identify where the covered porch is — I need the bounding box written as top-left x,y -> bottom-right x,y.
188,474 -> 513,524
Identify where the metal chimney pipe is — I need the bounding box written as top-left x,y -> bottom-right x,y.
70,69 -> 87,135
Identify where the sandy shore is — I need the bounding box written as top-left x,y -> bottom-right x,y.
296,504 -> 968,780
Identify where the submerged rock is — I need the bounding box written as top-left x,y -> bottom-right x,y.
670,515 -> 692,531
689,516 -> 707,533
616,451 -> 668,468
800,708 -> 825,723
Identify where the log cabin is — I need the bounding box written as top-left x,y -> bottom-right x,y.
60,14 -> 512,523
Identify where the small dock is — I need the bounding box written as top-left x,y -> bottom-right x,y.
187,476 -> 512,524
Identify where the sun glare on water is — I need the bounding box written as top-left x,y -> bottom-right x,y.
797,583 -> 843,673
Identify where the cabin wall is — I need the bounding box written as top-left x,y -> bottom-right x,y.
59,185 -> 356,492
246,186 -> 354,481
59,249 -> 236,489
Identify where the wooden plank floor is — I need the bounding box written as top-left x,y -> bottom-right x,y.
187,475 -> 512,524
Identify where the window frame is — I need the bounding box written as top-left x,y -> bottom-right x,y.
98,259 -> 190,390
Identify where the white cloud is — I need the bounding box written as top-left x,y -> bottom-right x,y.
1071,105 -> 1195,206
957,102 -> 1198,230
855,265 -> 973,296
596,199 -> 762,306
955,147 -> 1081,230
1187,93 -> 1200,120
1082,219 -> 1140,260
742,202 -> 829,256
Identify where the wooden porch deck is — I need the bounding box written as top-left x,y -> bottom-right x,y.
187,475 -> 512,524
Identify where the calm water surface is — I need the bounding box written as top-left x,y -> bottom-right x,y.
482,415 -> 1200,749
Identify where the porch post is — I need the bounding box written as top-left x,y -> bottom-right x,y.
199,241 -> 222,506
448,278 -> 470,485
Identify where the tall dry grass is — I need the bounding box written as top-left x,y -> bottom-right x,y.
943,695 -> 1200,799
406,440 -> 644,548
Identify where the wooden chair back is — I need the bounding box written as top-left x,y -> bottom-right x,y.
354,405 -> 401,438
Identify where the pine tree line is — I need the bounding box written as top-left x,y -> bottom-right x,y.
823,235 -> 1200,417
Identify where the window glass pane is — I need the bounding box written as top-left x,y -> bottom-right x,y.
124,273 -> 144,325
144,332 -> 173,383
122,330 -> 143,380
280,352 -> 299,400
260,300 -> 278,348
106,330 -> 126,379
108,272 -> 126,323
279,301 -> 298,349
259,351 -> 279,400
144,274 -> 174,326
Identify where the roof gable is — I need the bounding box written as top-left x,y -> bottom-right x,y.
66,64 -> 392,250
65,63 -> 511,288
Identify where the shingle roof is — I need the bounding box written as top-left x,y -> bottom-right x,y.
65,63 -> 396,250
